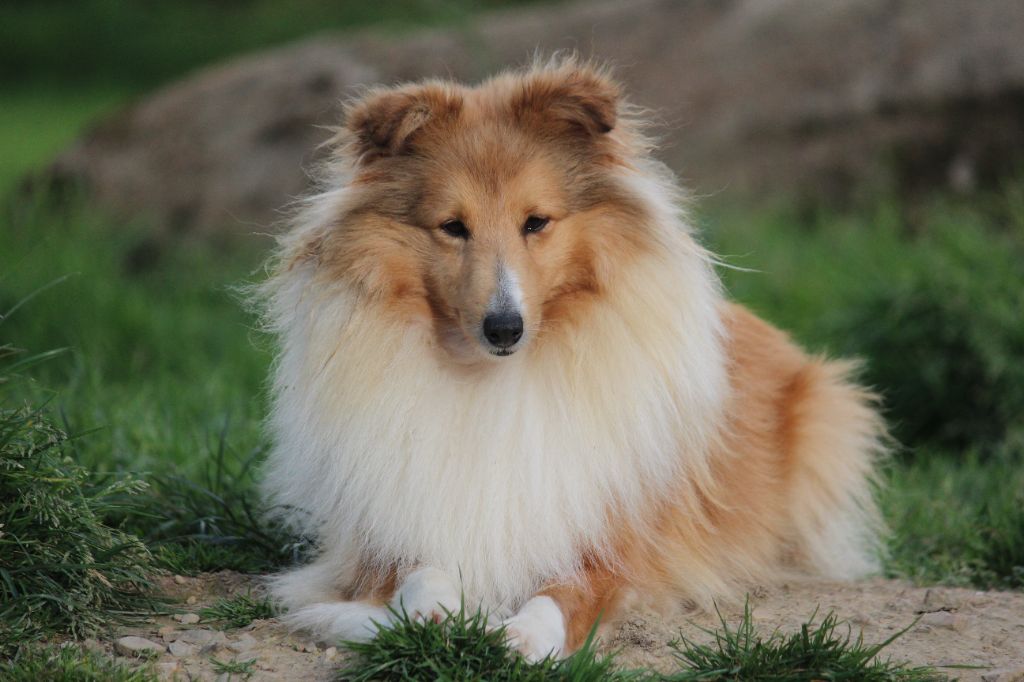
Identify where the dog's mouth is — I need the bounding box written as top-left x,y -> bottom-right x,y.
489,348 -> 516,357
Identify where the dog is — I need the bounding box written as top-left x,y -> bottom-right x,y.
257,56 -> 885,661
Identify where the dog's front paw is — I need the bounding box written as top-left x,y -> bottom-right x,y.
501,596 -> 566,662
390,567 -> 461,624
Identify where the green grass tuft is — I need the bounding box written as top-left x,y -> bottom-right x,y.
0,644 -> 157,682
210,655 -> 258,679
665,602 -> 942,681
201,592 -> 277,629
339,606 -> 638,681
136,437 -> 305,575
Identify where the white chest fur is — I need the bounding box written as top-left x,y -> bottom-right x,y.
262,173 -> 727,612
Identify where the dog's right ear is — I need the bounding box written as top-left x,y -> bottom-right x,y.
344,83 -> 462,162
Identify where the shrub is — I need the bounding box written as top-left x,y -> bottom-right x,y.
0,345 -> 155,657
834,216 -> 1024,454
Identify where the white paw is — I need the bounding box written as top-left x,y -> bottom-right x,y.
389,567 -> 461,624
501,596 -> 566,662
284,601 -> 391,642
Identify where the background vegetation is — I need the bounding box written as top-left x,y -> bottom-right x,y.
1,0 -> 1021,677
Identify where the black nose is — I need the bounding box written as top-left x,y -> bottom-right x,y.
483,312 -> 524,349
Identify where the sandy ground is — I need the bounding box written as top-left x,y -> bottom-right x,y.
99,573 -> 1024,681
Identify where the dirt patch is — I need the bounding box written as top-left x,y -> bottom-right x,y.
100,573 -> 1024,680
613,578 -> 1024,680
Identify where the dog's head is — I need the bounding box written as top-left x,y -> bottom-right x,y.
308,58 -> 653,362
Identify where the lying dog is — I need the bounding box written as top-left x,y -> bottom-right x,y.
258,56 -> 884,660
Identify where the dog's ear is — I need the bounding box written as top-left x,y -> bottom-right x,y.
344,83 -> 462,161
514,59 -> 620,137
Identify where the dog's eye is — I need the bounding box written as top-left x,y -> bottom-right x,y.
523,216 -> 549,234
440,219 -> 470,239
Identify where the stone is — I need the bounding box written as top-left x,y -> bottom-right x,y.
227,633 -> 259,653
168,640 -> 198,657
114,636 -> 166,657
173,575 -> 187,585
323,646 -> 338,661
175,612 -> 201,625
176,628 -> 229,648
920,611 -> 969,632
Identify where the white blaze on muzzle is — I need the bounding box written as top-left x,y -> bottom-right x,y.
489,262 -> 524,316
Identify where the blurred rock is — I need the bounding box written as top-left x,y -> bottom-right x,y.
47,0 -> 1024,235
114,636 -> 166,656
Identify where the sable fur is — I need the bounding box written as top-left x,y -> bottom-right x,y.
258,55 -> 885,654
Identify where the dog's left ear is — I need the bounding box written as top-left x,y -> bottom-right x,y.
514,60 -> 620,137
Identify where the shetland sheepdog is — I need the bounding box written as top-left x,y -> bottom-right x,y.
258,56 -> 885,660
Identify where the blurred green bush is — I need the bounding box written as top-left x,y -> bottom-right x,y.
713,183 -> 1024,459
836,218 -> 1024,454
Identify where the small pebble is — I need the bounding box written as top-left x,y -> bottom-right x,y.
114,636 -> 166,657
920,611 -> 969,632
175,612 -> 201,625
324,646 -> 338,661
173,575 -> 187,585
186,595 -> 198,605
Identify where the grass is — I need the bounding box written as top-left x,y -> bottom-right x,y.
0,88 -> 127,193
337,602 -> 940,681
201,592 -> 277,629
883,445 -> 1024,588
210,656 -> 258,679
0,342 -> 156,656
341,606 -> 640,681
0,644 -> 158,682
0,194 -> 269,477
137,436 -> 303,575
664,603 -> 940,681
